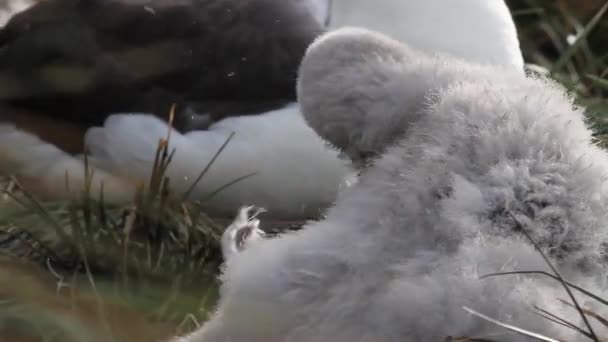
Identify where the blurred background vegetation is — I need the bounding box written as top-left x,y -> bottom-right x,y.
509,0 -> 608,144
0,0 -> 606,341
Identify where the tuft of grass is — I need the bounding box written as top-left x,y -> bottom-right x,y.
0,106 -> 244,340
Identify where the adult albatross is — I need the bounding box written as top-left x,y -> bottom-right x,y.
0,0 -> 332,149
0,0 -> 524,220
0,0 -> 332,202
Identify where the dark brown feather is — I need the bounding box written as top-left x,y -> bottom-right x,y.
0,0 -> 326,134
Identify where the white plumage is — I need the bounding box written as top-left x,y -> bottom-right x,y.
330,0 -> 524,69
0,0 -> 35,27
85,106 -> 350,218
0,123 -> 133,202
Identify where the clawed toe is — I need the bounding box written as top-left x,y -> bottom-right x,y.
221,206 -> 267,262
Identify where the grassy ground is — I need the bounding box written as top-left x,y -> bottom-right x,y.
0,1 -> 607,341
0,142 -> 225,341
